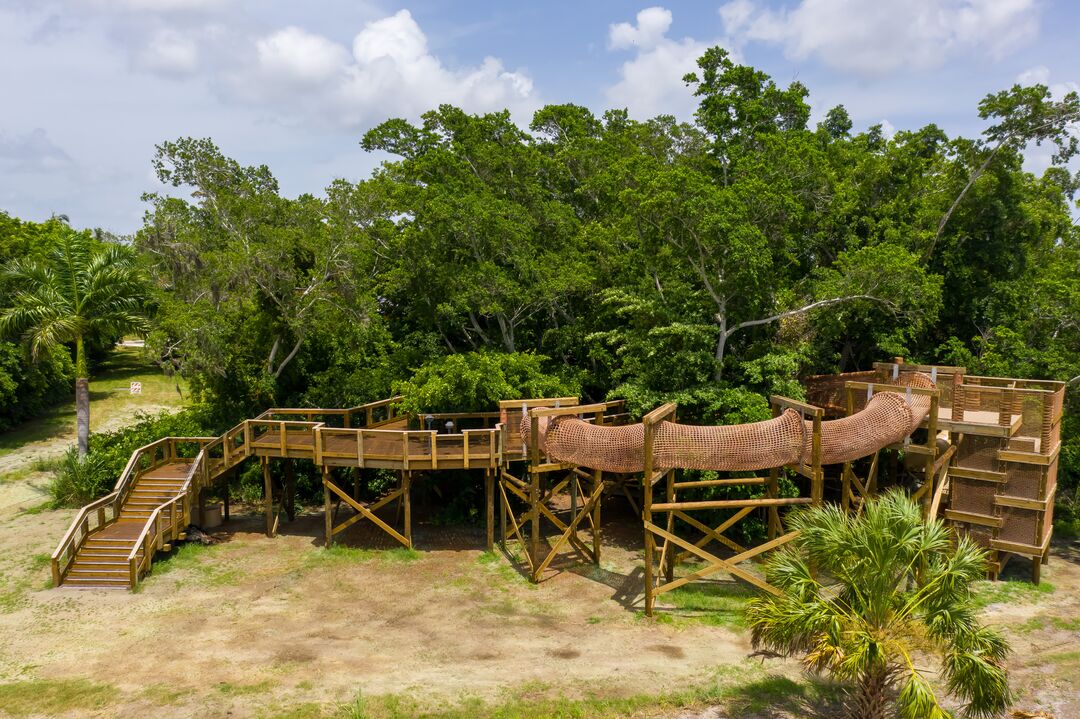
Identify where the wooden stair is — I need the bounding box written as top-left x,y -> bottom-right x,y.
60,462 -> 190,589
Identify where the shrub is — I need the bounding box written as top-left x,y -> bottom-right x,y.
47,406 -> 219,507
392,351 -> 581,414
49,447 -> 112,508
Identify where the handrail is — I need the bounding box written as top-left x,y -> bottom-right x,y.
52,436 -> 219,587
127,447 -> 205,588
50,491 -> 119,586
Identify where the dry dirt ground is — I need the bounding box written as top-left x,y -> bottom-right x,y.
0,490 -> 1078,719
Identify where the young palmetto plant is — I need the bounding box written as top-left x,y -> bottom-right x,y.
0,228 -> 148,457
747,490 -> 1010,719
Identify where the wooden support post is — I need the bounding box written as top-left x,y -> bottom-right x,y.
810,414 -> 823,506
841,463 -> 852,512
198,487 -> 207,528
592,469 -> 602,565
403,471 -> 412,549
353,467 -> 361,500
262,458 -> 273,538
284,459 -> 297,522
529,414 -> 541,575
223,480 -> 230,522
499,472 -> 507,549
485,469 -> 494,552
570,468 -> 579,557
323,467 -> 333,547
643,431 -> 656,617
767,467 -> 780,538
663,470 -> 676,583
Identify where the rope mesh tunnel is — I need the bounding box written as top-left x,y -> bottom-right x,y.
522,373 -> 936,473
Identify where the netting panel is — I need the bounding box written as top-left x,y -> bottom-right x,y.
519,373 -> 935,473
652,410 -> 806,472
539,416 -> 645,473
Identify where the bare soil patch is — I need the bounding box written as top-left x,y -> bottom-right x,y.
1,498 -> 1078,718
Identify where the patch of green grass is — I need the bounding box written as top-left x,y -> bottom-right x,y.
261,702 -> 329,719
971,578 -> 1054,610
29,455 -> 61,472
0,346 -> 189,458
476,550 -> 500,565
716,675 -> 844,714
144,541 -> 240,588
1043,650 -> 1080,665
27,553 -> 50,571
304,546 -> 421,570
652,579 -> 757,629
1048,616 -> 1080,631
19,501 -> 51,515
326,666 -> 840,719
0,679 -> 115,716
140,682 -> 193,705
215,679 -> 274,696
0,573 -> 32,613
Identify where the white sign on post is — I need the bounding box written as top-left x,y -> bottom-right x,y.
130,381 -> 142,395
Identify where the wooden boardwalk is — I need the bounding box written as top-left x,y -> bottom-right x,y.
52,398 -> 509,589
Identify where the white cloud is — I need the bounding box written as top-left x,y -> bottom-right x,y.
609,6 -> 672,50
231,10 -> 537,127
606,6 -> 721,119
256,26 -> 351,85
717,0 -> 754,35
1017,65 -> 1050,86
135,28 -> 199,76
720,0 -> 1041,78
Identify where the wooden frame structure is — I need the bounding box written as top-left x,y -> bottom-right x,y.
808,359 -> 1065,583
495,398 -> 623,582
639,398 -> 823,615
52,359 -> 1065,593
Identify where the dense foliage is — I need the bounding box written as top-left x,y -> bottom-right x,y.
1,223 -> 148,455
3,49 -> 1078,521
748,492 -> 1010,719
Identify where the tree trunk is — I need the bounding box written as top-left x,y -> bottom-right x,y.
75,378 -> 90,458
74,336 -> 90,459
850,667 -> 890,719
713,312 -> 728,382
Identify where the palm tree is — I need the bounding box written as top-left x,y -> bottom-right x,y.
747,491 -> 1010,719
0,228 -> 148,457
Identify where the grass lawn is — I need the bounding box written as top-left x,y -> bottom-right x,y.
0,345 -> 189,466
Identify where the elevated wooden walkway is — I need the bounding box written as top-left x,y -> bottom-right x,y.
51,397 -> 509,589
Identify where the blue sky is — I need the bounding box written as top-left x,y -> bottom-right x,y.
1,1 -> 1077,233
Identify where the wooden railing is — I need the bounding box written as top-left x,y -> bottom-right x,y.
50,492 -> 119,587
127,447 -> 206,588
315,427 -> 501,469
50,436 -> 223,587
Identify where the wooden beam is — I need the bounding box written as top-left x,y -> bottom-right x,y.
325,478 -> 409,547
644,521 -> 781,596
322,468 -> 332,547
651,497 -> 812,512
262,458 -> 273,538
485,469 -> 494,552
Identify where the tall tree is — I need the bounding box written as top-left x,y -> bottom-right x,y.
140,138 -> 379,409
0,229 -> 148,456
